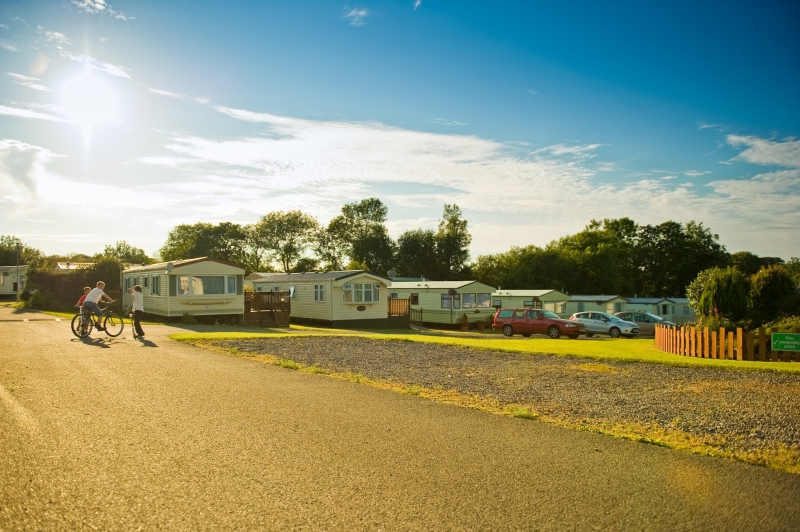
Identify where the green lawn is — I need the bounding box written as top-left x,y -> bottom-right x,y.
171,327 -> 800,374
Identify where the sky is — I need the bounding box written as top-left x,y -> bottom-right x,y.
1,0 -> 799,262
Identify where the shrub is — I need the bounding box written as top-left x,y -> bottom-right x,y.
181,312 -> 197,325
697,267 -> 748,321
749,265 -> 799,326
763,315 -> 800,333
19,289 -> 31,302
694,311 -> 736,332
29,290 -> 46,310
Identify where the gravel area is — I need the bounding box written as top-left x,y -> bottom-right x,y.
212,336 -> 800,462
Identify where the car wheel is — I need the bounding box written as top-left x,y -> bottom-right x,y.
522,333 -> 531,337
547,326 -> 561,339
503,325 -> 513,337
609,327 -> 621,338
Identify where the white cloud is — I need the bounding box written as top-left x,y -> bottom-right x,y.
432,118 -> 468,126
0,105 -> 67,123
661,175 -> 678,180
344,8 -> 370,26
148,87 -> 186,99
72,0 -> 129,20
727,135 -> 800,168
0,140 -> 56,202
99,36 -> 109,42
61,51 -> 131,78
38,27 -> 70,44
7,73 -> 50,91
1,41 -> 20,52
535,143 -> 602,158
192,97 -> 210,105
0,24 -> 9,30
684,170 -> 711,177
414,0 -> 422,9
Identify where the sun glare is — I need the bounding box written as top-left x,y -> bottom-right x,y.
61,72 -> 119,126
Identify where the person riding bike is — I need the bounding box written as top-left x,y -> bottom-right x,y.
83,281 -> 115,331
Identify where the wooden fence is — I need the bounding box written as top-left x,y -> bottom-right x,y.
243,291 -> 290,327
655,324 -> 800,362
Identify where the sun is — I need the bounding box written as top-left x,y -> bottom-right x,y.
61,71 -> 119,126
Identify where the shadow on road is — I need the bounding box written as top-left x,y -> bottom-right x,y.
71,337 -> 112,348
136,338 -> 158,347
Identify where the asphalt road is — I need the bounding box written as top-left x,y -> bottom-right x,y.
1,307 -> 799,531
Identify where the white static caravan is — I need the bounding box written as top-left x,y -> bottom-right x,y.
0,265 -> 26,297
251,270 -> 393,328
388,280 -> 496,325
563,295 -> 629,316
122,257 -> 245,319
490,289 -> 571,315
625,297 -> 695,324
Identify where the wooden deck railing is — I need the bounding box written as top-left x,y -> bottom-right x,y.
655,324 -> 800,362
388,298 -> 410,316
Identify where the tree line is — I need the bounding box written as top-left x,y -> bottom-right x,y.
3,202 -> 799,303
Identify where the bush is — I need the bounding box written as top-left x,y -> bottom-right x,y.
697,267 -> 748,321
749,264 -> 798,326
763,315 -> 800,333
29,290 -> 46,310
181,312 -> 197,325
694,311 -> 736,332
19,289 -> 31,302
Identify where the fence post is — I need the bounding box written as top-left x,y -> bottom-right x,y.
703,327 -> 709,358
736,328 -> 743,361
759,327 -> 767,361
746,330 -> 754,361
718,327 -> 726,360
727,331 -> 734,360
711,330 -> 717,359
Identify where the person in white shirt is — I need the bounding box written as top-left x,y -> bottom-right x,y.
131,285 -> 145,338
83,281 -> 114,331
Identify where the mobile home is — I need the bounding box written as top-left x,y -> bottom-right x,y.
252,270 -> 401,328
0,265 -> 26,297
389,280 -> 496,326
122,257 -> 245,318
563,295 -> 628,316
490,289 -> 571,315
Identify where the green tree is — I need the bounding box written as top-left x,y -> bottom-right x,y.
0,235 -> 42,266
686,267 -> 719,312
95,241 -> 153,265
395,229 -> 438,278
253,210 -> 319,272
326,198 -> 395,273
697,267 -> 748,322
786,258 -> 800,288
730,251 -> 784,276
435,204 -> 471,280
158,222 -> 249,268
749,264 -> 799,326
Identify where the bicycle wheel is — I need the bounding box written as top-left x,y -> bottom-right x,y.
103,311 -> 124,337
71,314 -> 92,338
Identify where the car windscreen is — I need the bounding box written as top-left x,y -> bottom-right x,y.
542,311 -> 560,319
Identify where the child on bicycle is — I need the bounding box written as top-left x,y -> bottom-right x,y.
83,281 -> 114,331
75,287 -> 91,309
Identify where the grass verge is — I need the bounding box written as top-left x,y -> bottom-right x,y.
178,337 -> 800,474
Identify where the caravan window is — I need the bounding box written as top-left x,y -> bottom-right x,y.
314,284 -> 325,302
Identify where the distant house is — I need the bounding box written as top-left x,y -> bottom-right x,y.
626,297 -> 695,323
389,280 -> 496,325
0,265 -> 26,296
490,289 -> 571,315
122,257 -> 245,319
564,295 -> 629,316
252,270 -> 400,328
54,262 -> 95,272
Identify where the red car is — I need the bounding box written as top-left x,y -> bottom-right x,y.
492,308 -> 588,339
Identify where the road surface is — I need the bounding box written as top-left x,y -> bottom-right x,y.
1,307 -> 799,530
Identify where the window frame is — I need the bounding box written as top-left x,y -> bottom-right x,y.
314,283 -> 325,302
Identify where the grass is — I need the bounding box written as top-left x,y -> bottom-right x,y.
171,329 -> 800,374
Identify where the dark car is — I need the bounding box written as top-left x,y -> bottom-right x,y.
614,311 -> 675,336
493,308 -> 588,338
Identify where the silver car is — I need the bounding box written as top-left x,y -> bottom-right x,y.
614,311 -> 675,336
569,311 -> 639,338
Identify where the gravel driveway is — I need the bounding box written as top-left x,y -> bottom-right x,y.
210,336 -> 800,470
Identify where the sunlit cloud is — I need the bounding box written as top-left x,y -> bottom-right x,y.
0,24 -> 9,30
414,0 -> 422,9
0,140 -> 57,201
71,0 -> 129,20
344,8 -> 370,26
1,41 -> 20,52
0,105 -> 67,122
684,170 -> 711,177
61,51 -> 131,78
192,97 -> 210,104
727,135 -> 800,168
148,87 -> 186,99
7,73 -> 50,91
38,27 -> 70,44
432,118 -> 468,126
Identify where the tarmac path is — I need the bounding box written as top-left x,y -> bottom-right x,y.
1,306 -> 799,530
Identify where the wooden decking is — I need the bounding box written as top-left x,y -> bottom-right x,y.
243,291 -> 290,327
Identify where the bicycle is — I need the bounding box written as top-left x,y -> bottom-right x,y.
70,303 -> 124,338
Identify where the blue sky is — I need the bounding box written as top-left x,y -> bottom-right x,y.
1,0 -> 798,261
